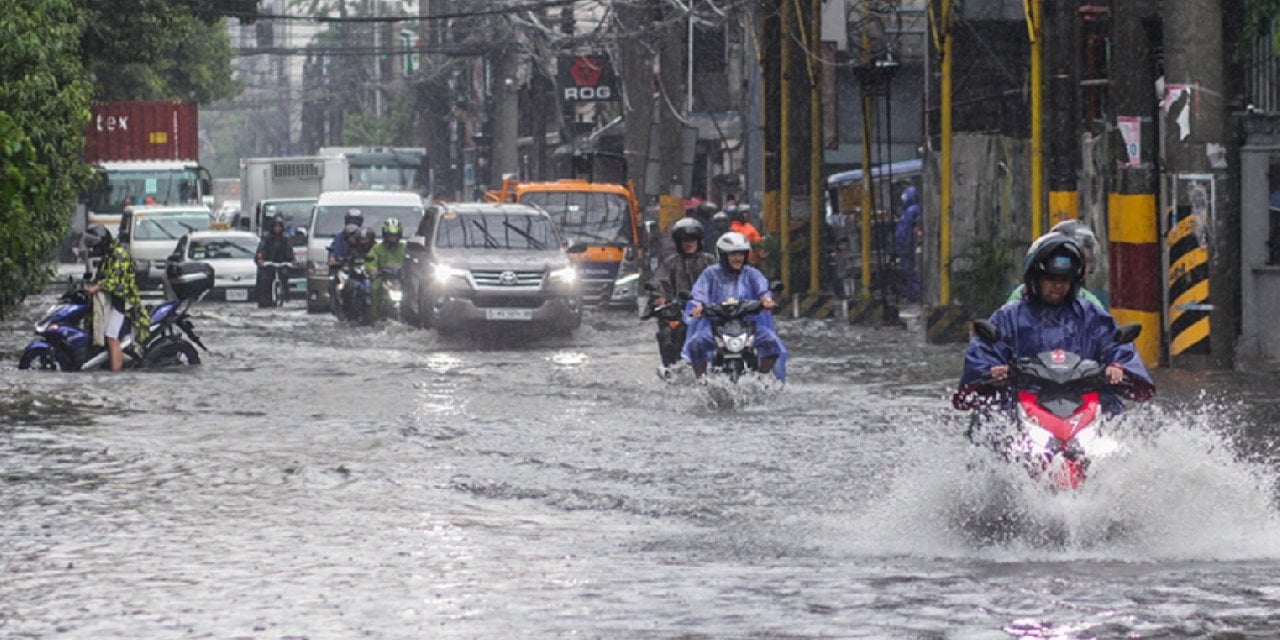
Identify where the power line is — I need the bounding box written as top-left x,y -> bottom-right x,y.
232,0 -> 582,23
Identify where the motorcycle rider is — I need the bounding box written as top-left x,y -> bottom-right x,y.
366,218 -> 407,320
959,235 -> 1154,414
649,217 -> 717,376
333,226 -> 376,320
255,214 -> 295,306
682,231 -> 788,382
327,208 -> 364,265
1006,219 -> 1105,307
708,210 -> 732,249
81,225 -> 149,371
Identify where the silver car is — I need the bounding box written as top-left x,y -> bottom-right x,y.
404,203 -> 585,334
166,230 -> 261,302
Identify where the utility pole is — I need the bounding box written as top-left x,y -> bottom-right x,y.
808,0 -> 822,296
1108,0 -> 1162,367
1046,0 -> 1079,227
779,0 -> 792,296
1025,0 -> 1045,239
1161,0 -> 1235,368
491,43 -> 520,183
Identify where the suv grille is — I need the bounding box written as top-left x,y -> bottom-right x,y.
471,269 -> 543,289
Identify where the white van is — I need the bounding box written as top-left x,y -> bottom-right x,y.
305,190 -> 424,313
118,205 -> 213,292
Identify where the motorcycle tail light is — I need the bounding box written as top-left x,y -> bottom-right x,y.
667,321 -> 681,329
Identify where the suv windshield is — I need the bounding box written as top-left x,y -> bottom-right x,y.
312,205 -> 423,238
132,212 -> 211,240
435,212 -> 561,250
520,191 -> 632,245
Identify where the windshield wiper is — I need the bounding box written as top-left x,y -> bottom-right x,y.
502,220 -> 545,249
470,218 -> 501,249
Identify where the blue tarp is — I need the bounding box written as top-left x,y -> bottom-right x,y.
827,158 -> 924,189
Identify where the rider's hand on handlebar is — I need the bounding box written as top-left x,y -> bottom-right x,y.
989,365 -> 1009,381
1105,363 -> 1124,385
84,283 -> 100,295
691,304 -> 703,318
761,296 -> 777,310
654,296 -> 667,307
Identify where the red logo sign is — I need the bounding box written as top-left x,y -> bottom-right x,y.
570,57 -> 603,87
1051,349 -> 1066,364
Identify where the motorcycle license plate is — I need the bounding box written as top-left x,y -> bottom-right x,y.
485,308 -> 533,321
225,289 -> 249,301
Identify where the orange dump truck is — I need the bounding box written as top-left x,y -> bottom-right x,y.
487,178 -> 643,305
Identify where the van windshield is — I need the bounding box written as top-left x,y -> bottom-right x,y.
132,212 -> 211,240
434,212 -> 560,250
312,205 -> 424,238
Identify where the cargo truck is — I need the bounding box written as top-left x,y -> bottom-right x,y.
78,101 -> 212,240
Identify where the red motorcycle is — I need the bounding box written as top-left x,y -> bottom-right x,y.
954,320 -> 1148,490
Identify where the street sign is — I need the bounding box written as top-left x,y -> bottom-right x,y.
557,53 -> 619,104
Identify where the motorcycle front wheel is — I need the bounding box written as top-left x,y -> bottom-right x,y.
142,338 -> 200,368
19,346 -> 71,371
272,276 -> 285,307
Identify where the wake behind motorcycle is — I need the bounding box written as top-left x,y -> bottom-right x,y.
18,263 -> 212,371
953,320 -> 1148,490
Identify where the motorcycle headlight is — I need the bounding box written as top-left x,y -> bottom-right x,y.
433,264 -> 467,285
550,266 -> 578,284
725,335 -> 748,353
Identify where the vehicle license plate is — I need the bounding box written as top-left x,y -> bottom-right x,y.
225,289 -> 249,301
485,308 -> 532,321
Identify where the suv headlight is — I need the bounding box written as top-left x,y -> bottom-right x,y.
433,264 -> 467,285
550,266 -> 577,284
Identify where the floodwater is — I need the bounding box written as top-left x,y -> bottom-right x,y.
2,290 -> 1280,639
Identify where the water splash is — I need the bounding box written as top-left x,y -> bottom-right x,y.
841,402 -> 1280,561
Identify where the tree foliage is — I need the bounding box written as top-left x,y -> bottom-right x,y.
0,0 -> 93,319
79,0 -> 253,102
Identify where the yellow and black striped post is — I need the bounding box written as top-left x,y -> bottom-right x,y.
1166,176 -> 1213,360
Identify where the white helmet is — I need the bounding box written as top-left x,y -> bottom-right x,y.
715,231 -> 752,271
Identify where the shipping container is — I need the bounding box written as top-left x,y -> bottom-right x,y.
84,101 -> 199,163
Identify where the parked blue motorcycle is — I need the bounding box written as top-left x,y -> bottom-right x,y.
18,263 -> 213,371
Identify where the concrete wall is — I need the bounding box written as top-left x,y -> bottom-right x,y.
1239,116 -> 1280,367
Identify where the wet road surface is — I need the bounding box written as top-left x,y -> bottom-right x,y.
3,292 -> 1280,638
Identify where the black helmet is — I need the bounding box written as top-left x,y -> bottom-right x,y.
84,225 -> 112,255
270,214 -> 286,231
343,223 -> 360,238
671,217 -> 705,247
1023,235 -> 1085,301
355,226 -> 376,245
712,211 -> 730,228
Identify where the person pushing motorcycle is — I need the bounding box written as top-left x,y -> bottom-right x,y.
959,235 -> 1154,414
649,217 -> 716,375
366,218 -> 407,320
682,231 -> 788,381
82,225 -> 149,371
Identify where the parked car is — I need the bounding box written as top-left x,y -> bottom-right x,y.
403,202 -> 586,334
119,205 -> 213,293
165,230 -> 261,302
304,190 -> 424,313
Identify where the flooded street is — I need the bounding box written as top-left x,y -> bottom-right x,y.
3,292 -> 1280,638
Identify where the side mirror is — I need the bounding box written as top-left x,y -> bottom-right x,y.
167,251 -> 181,263
565,240 -> 588,254
769,280 -> 785,294
643,282 -> 657,293
1112,323 -> 1141,346
294,227 -> 308,240
623,246 -> 637,261
973,319 -> 1001,344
